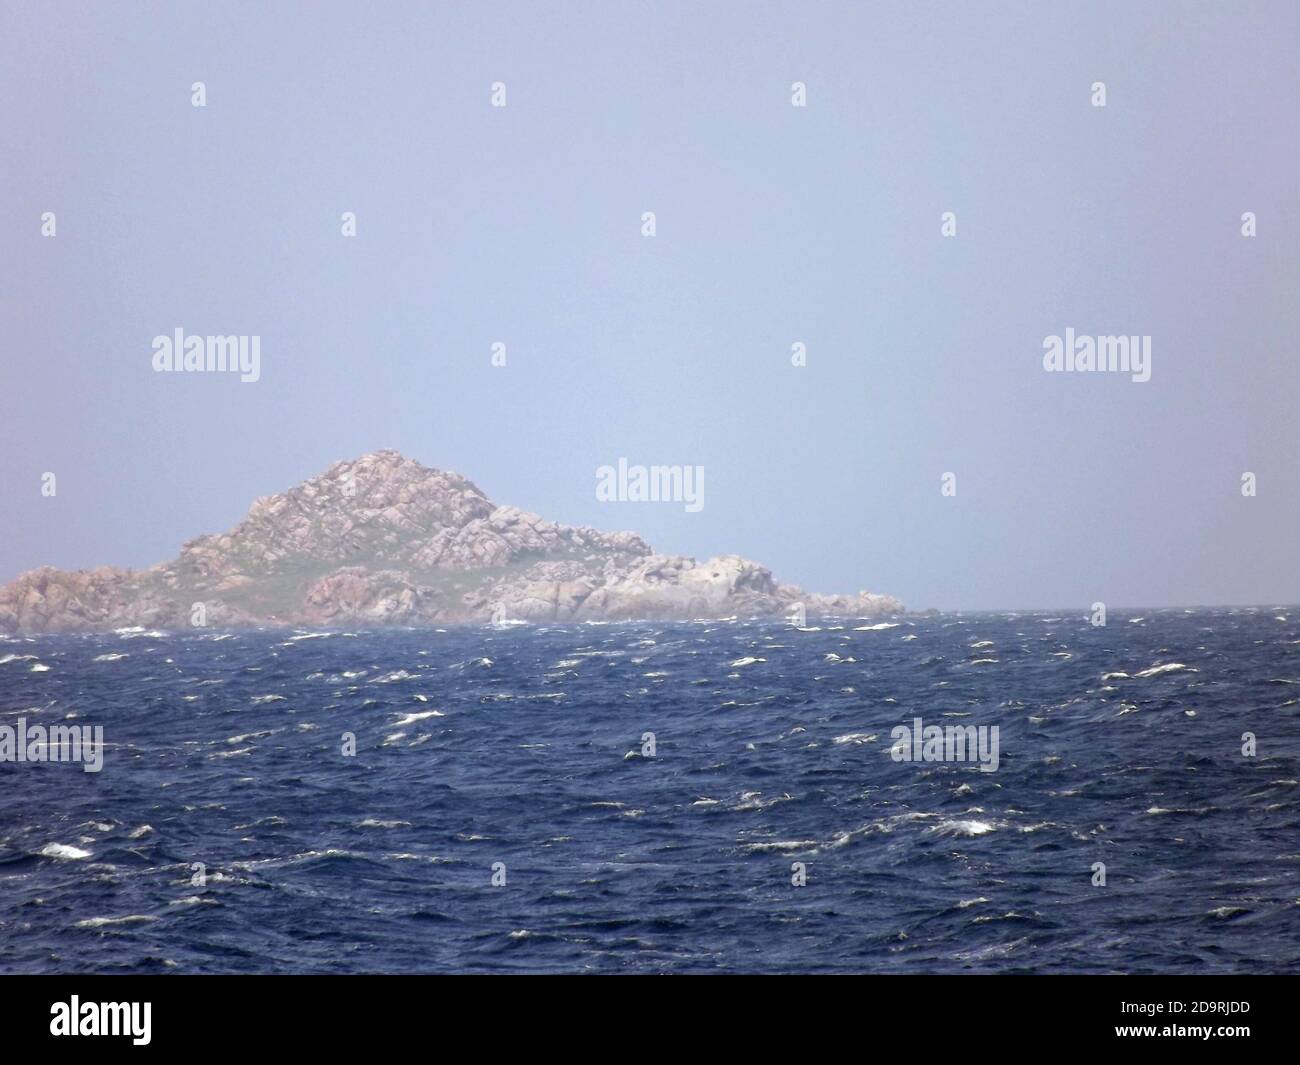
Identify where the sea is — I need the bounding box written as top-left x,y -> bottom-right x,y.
1,609 -> 1297,973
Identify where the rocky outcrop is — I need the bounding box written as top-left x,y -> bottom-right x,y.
0,450 -> 901,633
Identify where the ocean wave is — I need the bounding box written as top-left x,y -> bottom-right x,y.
929,819 -> 997,838
7,614 -> 1296,974
1133,663 -> 1196,678
40,843 -> 92,860
392,709 -> 444,726
740,839 -> 817,853
75,914 -> 158,928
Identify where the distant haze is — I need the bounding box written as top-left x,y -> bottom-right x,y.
2,1 -> 1297,610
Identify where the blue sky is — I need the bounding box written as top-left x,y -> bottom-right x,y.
2,1 -> 1297,609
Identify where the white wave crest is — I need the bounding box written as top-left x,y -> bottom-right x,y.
41,843 -> 92,860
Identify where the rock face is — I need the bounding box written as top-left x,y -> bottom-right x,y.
0,450 -> 901,633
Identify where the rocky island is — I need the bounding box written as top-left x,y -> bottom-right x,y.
0,450 -> 901,633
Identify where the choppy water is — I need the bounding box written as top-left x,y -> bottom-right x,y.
2,610 -> 1298,973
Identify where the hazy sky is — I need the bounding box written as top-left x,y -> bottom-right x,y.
2,1 -> 1297,610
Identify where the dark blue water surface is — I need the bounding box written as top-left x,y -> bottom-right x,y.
2,610 -> 1298,973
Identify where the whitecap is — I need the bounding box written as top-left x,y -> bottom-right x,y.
833,732 -> 877,745
741,839 -> 817,853
392,709 -> 444,726
735,792 -> 794,811
75,914 -> 157,928
41,843 -> 92,860
930,819 -> 995,838
1133,663 -> 1195,679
